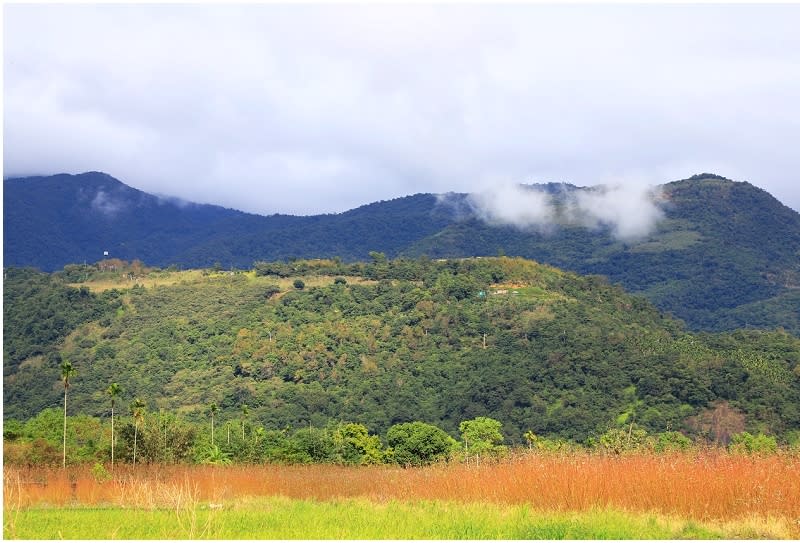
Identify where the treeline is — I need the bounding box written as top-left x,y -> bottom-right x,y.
4,256 -> 800,446
4,407 -> 793,469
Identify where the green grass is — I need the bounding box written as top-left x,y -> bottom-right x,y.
4,497 -> 769,540
629,229 -> 703,253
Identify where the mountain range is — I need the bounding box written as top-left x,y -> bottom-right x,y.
4,171 -> 800,333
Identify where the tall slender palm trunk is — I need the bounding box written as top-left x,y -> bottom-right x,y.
110,402 -> 115,469
62,385 -> 68,469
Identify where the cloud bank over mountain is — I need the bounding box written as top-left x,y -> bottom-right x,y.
468,183 -> 665,240
5,4 -> 800,214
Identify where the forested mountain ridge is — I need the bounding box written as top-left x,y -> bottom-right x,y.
404,176 -> 800,333
4,172 -> 800,333
2,172 -> 455,271
4,257 -> 800,444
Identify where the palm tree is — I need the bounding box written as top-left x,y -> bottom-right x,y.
106,383 -> 122,469
158,409 -> 173,464
131,398 -> 146,466
61,360 -> 76,469
209,403 -> 218,446
241,404 -> 249,441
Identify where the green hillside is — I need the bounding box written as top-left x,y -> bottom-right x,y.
403,175 -> 800,333
5,257 -> 799,444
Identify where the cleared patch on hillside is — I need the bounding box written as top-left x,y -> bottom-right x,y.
629,229 -> 703,253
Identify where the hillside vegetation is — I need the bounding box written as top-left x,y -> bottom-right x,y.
5,172 -> 800,333
403,175 -> 800,333
5,257 -> 800,446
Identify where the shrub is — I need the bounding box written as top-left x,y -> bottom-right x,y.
285,427 -> 335,464
91,462 -> 112,482
195,444 -> 232,465
333,423 -> 384,465
263,285 -> 281,298
597,426 -> 651,454
387,421 -> 457,466
653,431 -> 693,453
729,432 -> 778,455
523,431 -> 577,453
459,417 -> 507,459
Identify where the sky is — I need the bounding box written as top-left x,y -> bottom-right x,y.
4,3 -> 800,216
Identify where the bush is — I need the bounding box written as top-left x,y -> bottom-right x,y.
729,432 -> 778,455
459,417 -> 507,459
3,419 -> 25,440
596,426 -> 651,454
91,462 -> 112,482
263,285 -> 281,298
293,279 -> 305,290
3,439 -> 61,466
333,423 -> 384,465
285,427 -> 335,464
653,431 -> 693,453
387,421 -> 457,466
523,431 -> 577,453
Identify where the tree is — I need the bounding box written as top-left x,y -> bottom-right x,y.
523,430 -> 574,453
106,382 -> 122,469
196,443 -> 232,465
293,279 -> 305,290
286,427 -> 335,463
523,430 -> 536,451
459,417 -> 506,463
158,409 -> 176,463
130,398 -> 146,465
241,404 -> 249,441
60,359 -> 76,469
209,402 -> 218,446
597,425 -> 651,454
685,401 -> 746,446
333,423 -> 384,465
729,432 -> 778,455
386,421 -> 457,466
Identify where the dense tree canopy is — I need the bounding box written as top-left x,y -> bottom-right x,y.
3,257 -> 800,451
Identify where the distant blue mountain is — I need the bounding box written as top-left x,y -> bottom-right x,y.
3,171 -> 456,271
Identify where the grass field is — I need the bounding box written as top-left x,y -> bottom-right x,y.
6,498 -> 791,539
68,269 -> 377,293
5,452 -> 800,539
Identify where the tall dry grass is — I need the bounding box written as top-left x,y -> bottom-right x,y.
5,451 -> 800,524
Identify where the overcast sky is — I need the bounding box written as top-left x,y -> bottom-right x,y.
5,3 -> 800,215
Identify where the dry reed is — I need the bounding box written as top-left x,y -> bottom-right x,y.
5,451 -> 799,527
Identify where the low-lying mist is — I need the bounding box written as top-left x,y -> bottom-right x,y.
466,182 -> 665,240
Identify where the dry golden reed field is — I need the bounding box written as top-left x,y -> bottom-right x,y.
5,451 -> 800,528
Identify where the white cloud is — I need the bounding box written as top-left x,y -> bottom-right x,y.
468,182 -> 664,241
90,189 -> 126,218
4,4 -> 800,213
569,184 -> 665,241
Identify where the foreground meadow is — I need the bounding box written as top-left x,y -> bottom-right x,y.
5,452 -> 800,539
